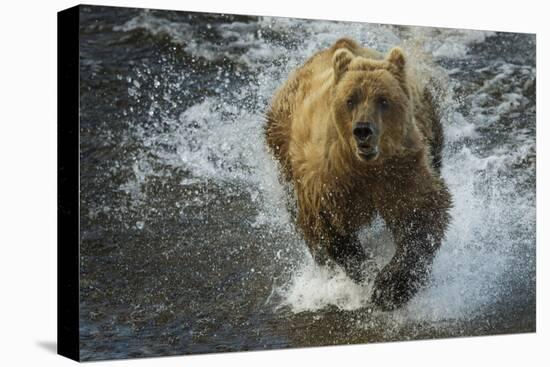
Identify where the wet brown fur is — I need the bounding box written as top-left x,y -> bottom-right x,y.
265,38 -> 452,310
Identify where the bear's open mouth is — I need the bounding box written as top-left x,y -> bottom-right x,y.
357,146 -> 379,161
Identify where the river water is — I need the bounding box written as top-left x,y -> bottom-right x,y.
78,5 -> 536,361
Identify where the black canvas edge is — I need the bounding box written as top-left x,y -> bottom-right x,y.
58,4 -> 81,362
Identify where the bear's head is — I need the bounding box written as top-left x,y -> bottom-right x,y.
331,47 -> 421,163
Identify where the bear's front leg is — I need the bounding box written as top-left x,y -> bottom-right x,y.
371,248 -> 435,310
323,231 -> 368,283
372,177 -> 451,310
304,218 -> 368,283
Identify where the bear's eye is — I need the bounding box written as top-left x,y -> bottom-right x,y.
378,96 -> 390,110
346,94 -> 359,110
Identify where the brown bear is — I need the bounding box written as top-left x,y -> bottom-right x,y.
265,38 -> 452,310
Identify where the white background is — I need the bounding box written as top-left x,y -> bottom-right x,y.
0,0 -> 546,365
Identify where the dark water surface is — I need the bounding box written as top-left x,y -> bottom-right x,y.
78,5 -> 536,361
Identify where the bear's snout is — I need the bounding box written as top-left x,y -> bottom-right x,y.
353,122 -> 379,161
353,122 -> 377,144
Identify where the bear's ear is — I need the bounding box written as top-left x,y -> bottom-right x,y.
386,47 -> 406,74
332,48 -> 354,83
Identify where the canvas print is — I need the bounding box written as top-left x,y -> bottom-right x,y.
58,4 -> 536,362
